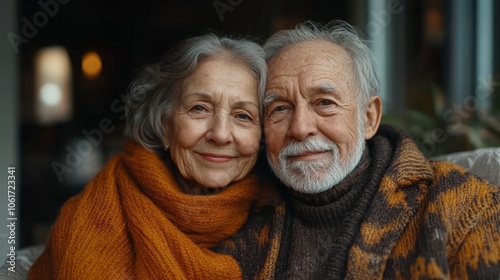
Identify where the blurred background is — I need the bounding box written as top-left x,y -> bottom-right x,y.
1,0 -> 499,262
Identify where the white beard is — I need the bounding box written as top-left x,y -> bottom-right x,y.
268,119 -> 365,194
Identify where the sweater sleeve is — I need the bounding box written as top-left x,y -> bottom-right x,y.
450,184 -> 500,278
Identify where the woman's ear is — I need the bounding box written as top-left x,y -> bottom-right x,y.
162,138 -> 170,151
162,116 -> 172,150
363,96 -> 382,140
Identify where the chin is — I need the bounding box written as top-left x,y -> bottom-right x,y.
288,177 -> 340,194
200,178 -> 232,189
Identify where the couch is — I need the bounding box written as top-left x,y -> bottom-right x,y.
1,147 -> 499,279
431,147 -> 500,187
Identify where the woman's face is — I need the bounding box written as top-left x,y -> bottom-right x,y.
167,57 -> 261,189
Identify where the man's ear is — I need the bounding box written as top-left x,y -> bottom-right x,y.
363,96 -> 382,140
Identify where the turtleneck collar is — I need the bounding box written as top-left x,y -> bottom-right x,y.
288,147 -> 372,228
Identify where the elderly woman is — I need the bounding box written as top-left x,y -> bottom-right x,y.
28,33 -> 269,279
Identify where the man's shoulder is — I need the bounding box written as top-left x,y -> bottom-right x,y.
425,160 -> 499,213
431,147 -> 500,186
430,160 -> 498,193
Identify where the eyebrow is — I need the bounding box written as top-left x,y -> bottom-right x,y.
316,84 -> 337,94
263,84 -> 338,106
263,93 -> 277,107
234,100 -> 259,109
182,92 -> 212,101
183,93 -> 259,109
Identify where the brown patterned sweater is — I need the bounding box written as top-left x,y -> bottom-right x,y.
215,124 -> 500,279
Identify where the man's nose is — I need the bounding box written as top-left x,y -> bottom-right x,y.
206,114 -> 233,145
287,105 -> 318,141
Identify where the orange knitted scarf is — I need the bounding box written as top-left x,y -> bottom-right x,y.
29,141 -> 262,279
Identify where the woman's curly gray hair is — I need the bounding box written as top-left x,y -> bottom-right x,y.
125,33 -> 267,151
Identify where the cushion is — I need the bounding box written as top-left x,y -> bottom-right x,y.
0,244 -> 45,280
431,147 -> 500,187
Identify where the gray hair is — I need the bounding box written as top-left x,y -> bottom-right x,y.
125,33 -> 267,151
263,21 -> 379,106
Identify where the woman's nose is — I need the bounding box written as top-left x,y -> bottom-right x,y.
206,114 -> 233,145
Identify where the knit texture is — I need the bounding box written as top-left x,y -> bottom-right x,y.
280,136 -> 393,280
28,141 -> 266,280
217,124 -> 500,279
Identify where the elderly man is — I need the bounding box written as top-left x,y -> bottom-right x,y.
215,21 -> 500,279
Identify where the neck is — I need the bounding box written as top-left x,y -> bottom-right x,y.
162,150 -> 222,195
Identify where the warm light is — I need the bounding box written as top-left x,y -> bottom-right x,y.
82,51 -> 102,78
35,46 -> 72,124
40,83 -> 62,106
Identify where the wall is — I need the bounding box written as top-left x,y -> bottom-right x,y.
0,0 -> 19,266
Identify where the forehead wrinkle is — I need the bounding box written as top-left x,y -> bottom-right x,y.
181,92 -> 212,102
182,91 -> 257,107
234,100 -> 259,110
269,61 -> 334,78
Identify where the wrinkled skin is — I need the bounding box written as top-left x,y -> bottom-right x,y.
264,40 -> 381,192
167,57 -> 262,192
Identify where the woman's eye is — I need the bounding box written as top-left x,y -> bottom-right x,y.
191,105 -> 206,112
236,113 -> 252,121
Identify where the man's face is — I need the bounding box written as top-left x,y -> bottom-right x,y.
264,40 -> 365,194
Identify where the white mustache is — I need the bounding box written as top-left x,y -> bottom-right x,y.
280,138 -> 337,158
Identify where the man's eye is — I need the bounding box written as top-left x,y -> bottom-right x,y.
319,99 -> 334,106
274,105 -> 288,112
265,103 -> 291,119
266,104 -> 289,116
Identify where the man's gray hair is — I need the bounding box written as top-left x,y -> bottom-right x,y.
263,21 -> 379,106
125,33 -> 267,151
